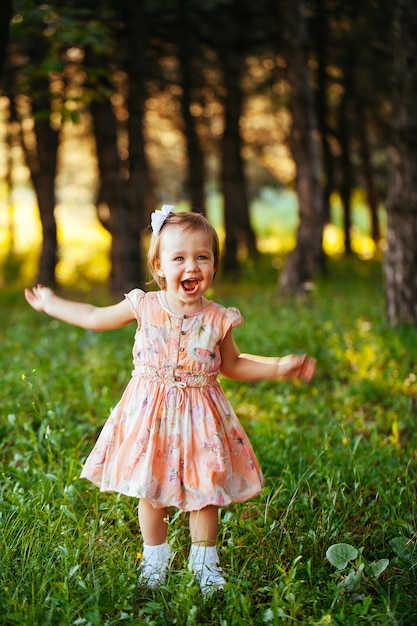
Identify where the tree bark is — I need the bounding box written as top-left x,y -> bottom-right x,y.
279,0 -> 324,296
178,0 -> 206,214
20,76 -> 59,286
338,88 -> 353,255
355,103 -> 380,243
219,0 -> 257,276
123,2 -> 153,290
0,0 -> 12,81
314,0 -> 334,225
383,0 -> 417,325
336,0 -> 361,256
90,96 -> 135,295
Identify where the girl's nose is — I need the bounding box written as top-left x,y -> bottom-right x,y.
186,258 -> 199,271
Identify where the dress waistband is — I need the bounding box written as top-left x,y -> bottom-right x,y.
131,365 -> 218,388
131,365 -> 217,407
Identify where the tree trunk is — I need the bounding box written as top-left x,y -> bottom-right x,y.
314,0 -> 334,225
0,0 -> 12,80
178,0 -> 206,214
124,2 -> 153,289
90,96 -> 135,295
338,95 -> 353,255
20,76 -> 59,286
336,12 -> 359,255
355,103 -> 380,243
279,0 -> 324,296
383,0 -> 417,325
219,1 -> 257,276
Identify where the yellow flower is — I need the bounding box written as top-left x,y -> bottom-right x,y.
136,552 -> 142,561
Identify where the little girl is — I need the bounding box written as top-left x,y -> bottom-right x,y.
25,207 -> 316,596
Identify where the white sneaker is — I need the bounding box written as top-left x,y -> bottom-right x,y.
188,545 -> 226,596
138,542 -> 171,589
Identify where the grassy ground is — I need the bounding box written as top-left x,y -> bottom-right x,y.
1,255 -> 417,625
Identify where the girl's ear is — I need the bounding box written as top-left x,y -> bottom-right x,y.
155,262 -> 164,277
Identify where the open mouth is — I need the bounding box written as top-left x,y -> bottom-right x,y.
182,279 -> 199,295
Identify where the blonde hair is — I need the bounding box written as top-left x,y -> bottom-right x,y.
147,211 -> 220,289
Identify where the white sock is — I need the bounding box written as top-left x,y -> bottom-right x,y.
189,544 -> 218,565
138,542 -> 171,588
142,542 -> 170,559
188,544 -> 225,595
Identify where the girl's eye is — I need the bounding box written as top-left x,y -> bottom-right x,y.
174,256 -> 184,261
198,255 -> 208,261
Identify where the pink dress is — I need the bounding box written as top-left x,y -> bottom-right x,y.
80,289 -> 263,511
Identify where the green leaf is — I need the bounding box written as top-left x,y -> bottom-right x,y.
326,543 -> 359,570
337,569 -> 362,591
367,558 -> 389,579
390,537 -> 417,564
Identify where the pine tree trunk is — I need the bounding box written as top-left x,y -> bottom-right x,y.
279,0 -> 324,295
219,0 -> 257,276
383,0 -> 417,325
124,2 -> 153,290
315,0 -> 333,225
24,77 -> 59,286
0,0 -> 12,79
90,96 -> 135,295
339,112 -> 353,255
355,104 -> 380,243
336,0 -> 360,256
34,123 -> 58,287
178,0 -> 206,214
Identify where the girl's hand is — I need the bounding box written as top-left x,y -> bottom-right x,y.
279,354 -> 316,382
24,284 -> 54,312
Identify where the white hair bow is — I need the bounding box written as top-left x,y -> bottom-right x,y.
151,204 -> 174,235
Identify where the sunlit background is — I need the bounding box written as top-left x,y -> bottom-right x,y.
0,88 -> 384,291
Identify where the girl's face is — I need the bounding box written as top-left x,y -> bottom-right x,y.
155,224 -> 216,309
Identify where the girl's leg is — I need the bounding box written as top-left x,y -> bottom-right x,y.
137,498 -> 171,588
138,498 -> 168,545
188,506 -> 225,595
189,505 -> 219,545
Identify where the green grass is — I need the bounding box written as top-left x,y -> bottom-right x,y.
1,256 -> 417,625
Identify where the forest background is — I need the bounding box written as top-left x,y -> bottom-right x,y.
0,0 -> 416,324
1,0 -> 417,625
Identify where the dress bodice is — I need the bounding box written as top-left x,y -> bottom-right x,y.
126,289 -> 243,379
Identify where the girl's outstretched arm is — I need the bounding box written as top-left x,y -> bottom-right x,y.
24,284 -> 135,331
219,328 -> 316,383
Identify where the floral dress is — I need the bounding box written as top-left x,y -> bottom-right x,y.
80,289 -> 263,511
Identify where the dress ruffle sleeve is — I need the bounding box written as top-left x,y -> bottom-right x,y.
220,306 -> 244,339
125,288 -> 145,322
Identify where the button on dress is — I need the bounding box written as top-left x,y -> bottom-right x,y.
80,289 -> 263,511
